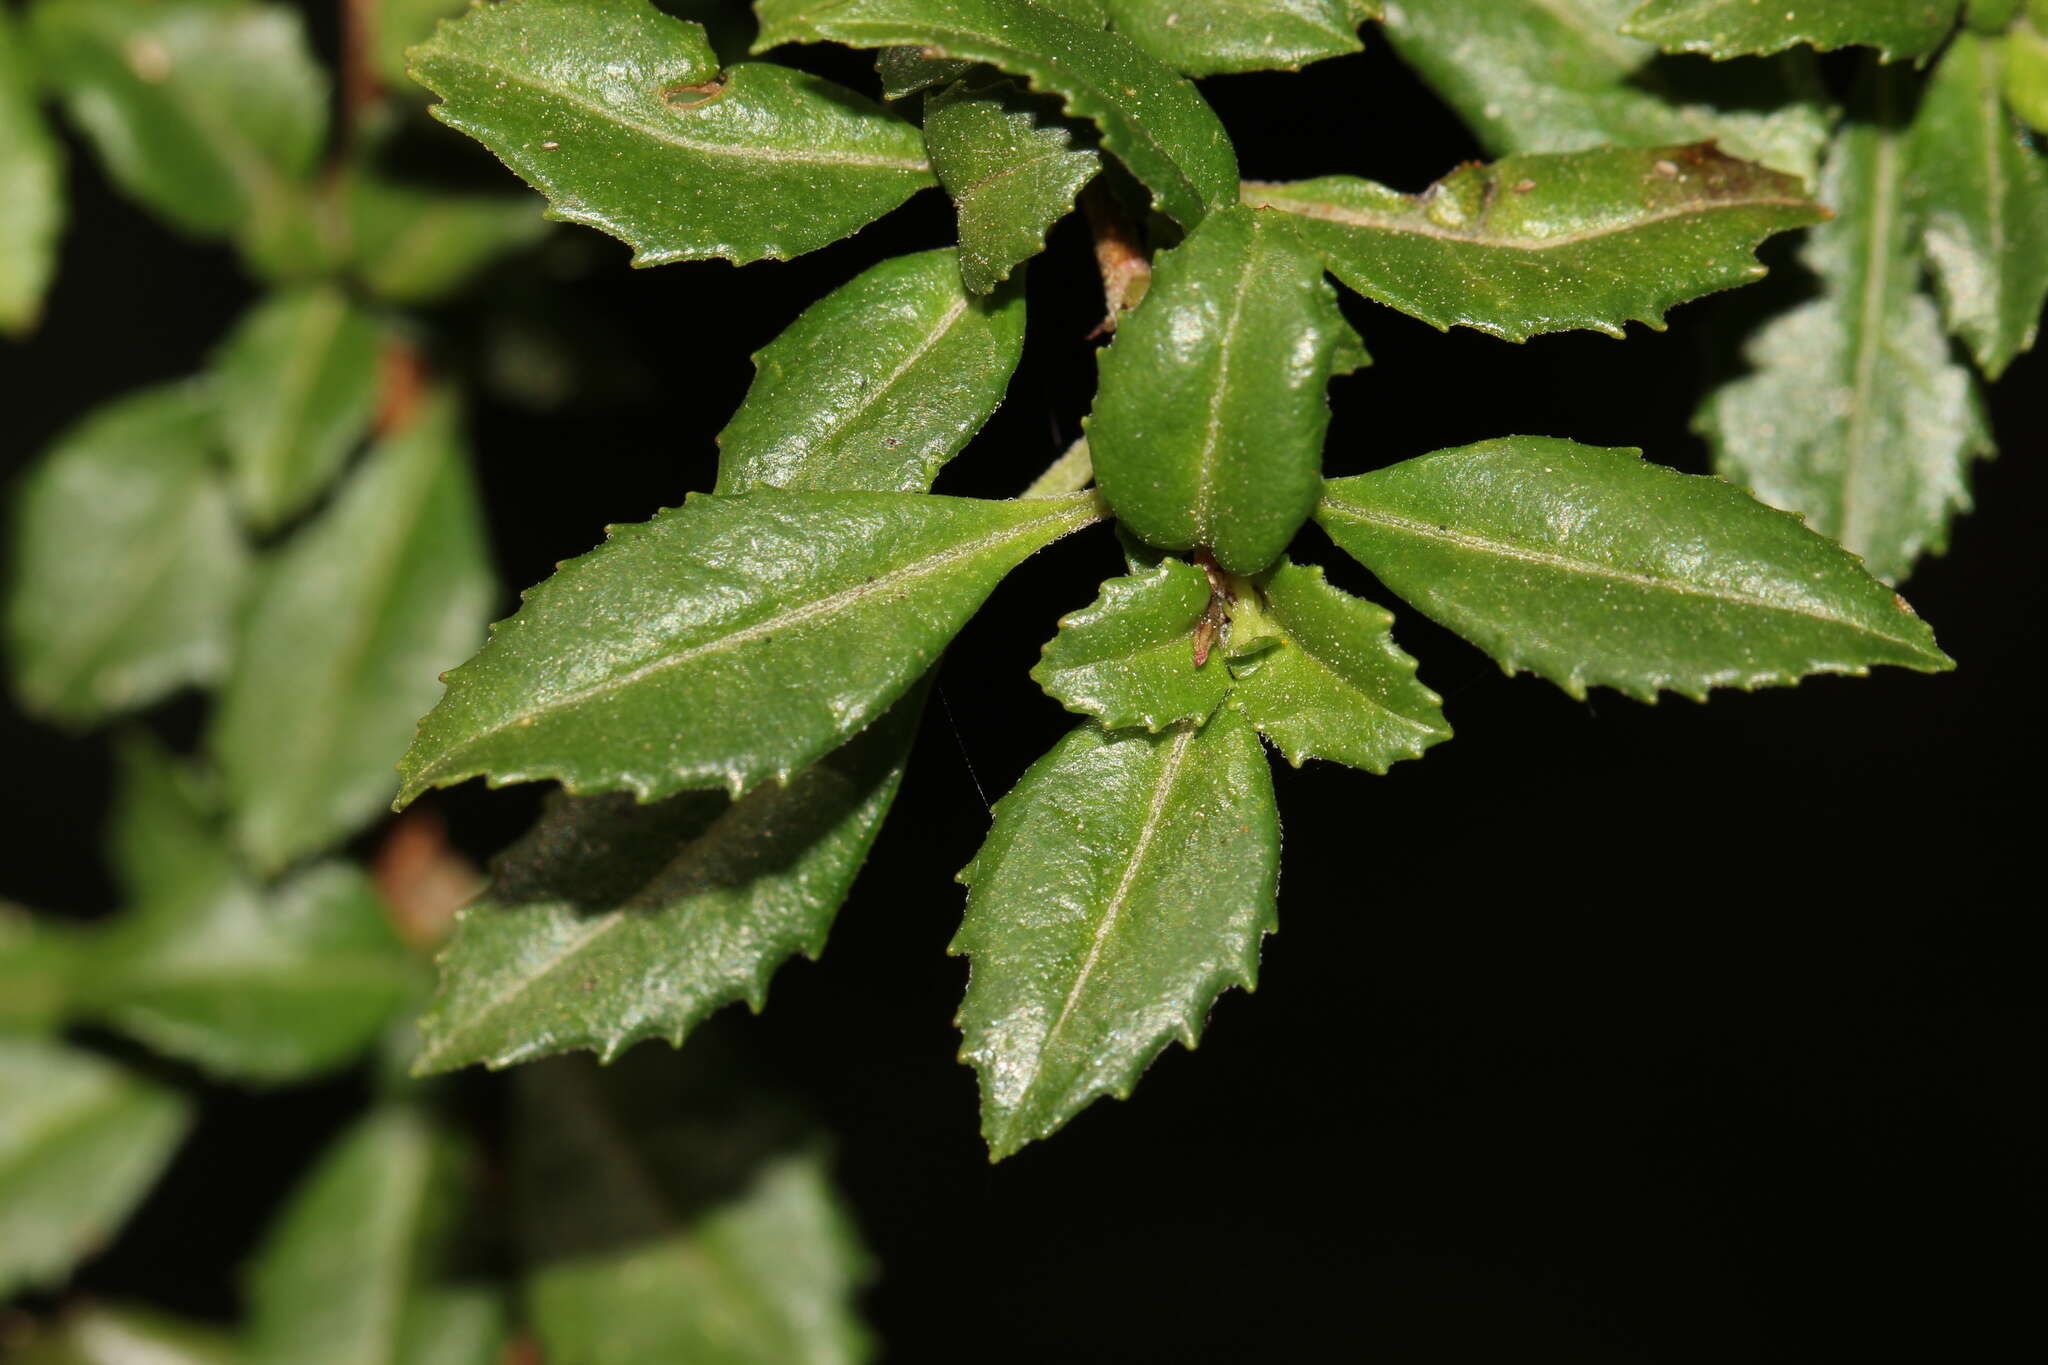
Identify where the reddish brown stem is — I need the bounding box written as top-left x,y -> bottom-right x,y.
1081,180 -> 1151,336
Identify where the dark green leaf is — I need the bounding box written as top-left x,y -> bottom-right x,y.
1380,0 -> 1832,182
246,1109 -> 505,1365
1909,31 -> 2048,377
1698,102 -> 1994,583
0,908 -> 80,1036
5,385 -> 247,727
211,288 -> 385,530
0,1039 -> 190,1298
515,1051 -> 874,1365
0,6 -> 62,335
1623,0 -> 1962,61
955,710 -> 1278,1158
413,689 -> 921,1074
2009,20 -> 2048,132
212,393 -> 494,872
1318,437 -> 1953,701
923,78 -> 1100,294
754,0 -> 1239,228
1225,557 -> 1448,772
345,173 -> 550,305
397,489 -> 1101,805
409,0 -> 932,265
10,1304 -> 239,1365
1246,142 -> 1825,341
1030,558 -> 1230,731
714,248 -> 1025,494
31,0 -> 327,238
1967,0 -> 2023,32
1101,0 -> 1377,76
1088,204 -> 1357,573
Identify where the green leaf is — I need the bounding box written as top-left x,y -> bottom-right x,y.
1967,0 -> 2023,33
374,0 -> 470,88
1088,204 -> 1357,573
0,1039 -> 191,1298
1623,0 -> 1962,61
31,0 -> 328,239
211,288 -> 386,530
1318,437 -> 1953,702
0,907 -> 80,1036
398,489 -> 1101,806
1030,558 -> 1230,731
1909,31 -> 2048,377
714,249 -> 1025,495
5,385 -> 248,727
1100,0 -> 1377,76
409,0 -> 932,265
0,6 -> 62,336
923,77 -> 1100,294
1379,0 -> 1833,183
1698,97 -> 1994,583
2009,20 -> 2048,132
10,1304 -> 240,1365
413,688 -> 921,1074
212,393 -> 494,872
247,1110 -> 505,1365
1246,142 -> 1825,341
1224,557 -> 1448,772
955,710 -> 1278,1158
515,1049 -> 874,1365
753,0 -> 1239,228
345,173 -> 550,305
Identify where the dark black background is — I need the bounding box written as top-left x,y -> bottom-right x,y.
2,9 -> 2041,1362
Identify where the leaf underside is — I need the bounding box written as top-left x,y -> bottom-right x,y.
923,77 -> 1100,294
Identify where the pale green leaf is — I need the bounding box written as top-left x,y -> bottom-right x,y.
0,6 -> 62,335
1379,0 -> 1832,182
1909,31 -> 2048,377
374,0 -> 470,88
10,1304 -> 240,1365
1100,0 -> 1377,76
30,0 -> 328,238
2009,20 -> 2048,132
397,489 -> 1102,806
955,710 -> 1278,1158
923,77 -> 1100,294
211,288 -> 385,530
1088,204 -> 1357,573
1318,437 -> 1953,702
714,248 -> 1025,494
1698,101 -> 1994,583
409,0 -> 932,265
346,173 -> 550,305
1623,0 -> 1962,60
1224,557 -> 1448,772
754,0 -> 1239,227
0,907 -> 80,1036
1029,558 -> 1230,732
1245,142 -> 1825,341
515,1050 -> 874,1365
247,1110 -> 505,1365
212,393 -> 494,873
413,688 -> 921,1074
0,1039 -> 191,1298
5,385 -> 248,727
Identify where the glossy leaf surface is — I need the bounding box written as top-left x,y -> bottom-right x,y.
1248,143 -> 1823,341
0,6 -> 61,335
31,0 -> 327,238
1226,558 -> 1448,772
1101,0 -> 1376,75
212,395 -> 493,872
1699,106 -> 1994,583
923,78 -> 1100,294
0,1040 -> 190,1297
1379,0 -> 1831,182
754,0 -> 1239,227
247,1110 -> 504,1365
1089,204 -> 1358,573
6,386 -> 247,727
955,710 -> 1279,1157
1908,31 -> 2048,378
414,691 -> 920,1074
1031,559 -> 1229,731
211,287 -> 384,529
715,249 -> 1025,494
1319,438 -> 1953,701
1623,0 -> 1961,60
399,490 -> 1101,805
411,0 -> 932,265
